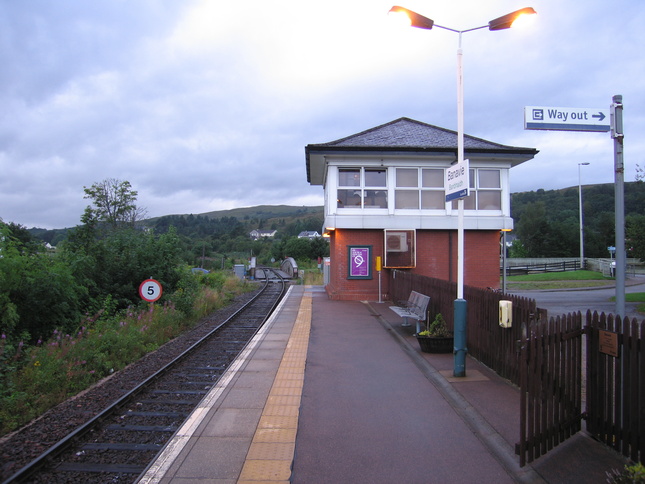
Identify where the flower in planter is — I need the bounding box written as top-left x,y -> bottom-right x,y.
417,313 -> 451,337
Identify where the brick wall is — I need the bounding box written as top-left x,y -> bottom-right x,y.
326,229 -> 499,300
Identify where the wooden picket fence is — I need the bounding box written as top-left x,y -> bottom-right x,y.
388,270 -> 536,385
387,271 -> 644,466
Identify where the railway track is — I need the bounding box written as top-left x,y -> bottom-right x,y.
3,270 -> 286,484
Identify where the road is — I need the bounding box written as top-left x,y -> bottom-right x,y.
507,275 -> 645,322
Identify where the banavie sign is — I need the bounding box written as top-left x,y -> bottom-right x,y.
445,159 -> 470,202
525,106 -> 610,132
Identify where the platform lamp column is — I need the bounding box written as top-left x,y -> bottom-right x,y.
389,5 -> 536,378
502,229 -> 511,294
611,95 -> 625,317
578,162 -> 590,269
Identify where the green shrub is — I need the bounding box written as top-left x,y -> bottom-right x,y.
607,463 -> 645,483
0,276 -> 251,436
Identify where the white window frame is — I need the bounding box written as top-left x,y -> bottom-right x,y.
336,167 -> 388,210
450,168 -> 503,213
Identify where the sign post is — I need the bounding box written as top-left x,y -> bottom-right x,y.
611,95 -> 625,317
524,96 -> 625,316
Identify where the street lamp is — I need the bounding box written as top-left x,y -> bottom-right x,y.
501,228 -> 512,294
578,162 -> 590,269
390,5 -> 536,377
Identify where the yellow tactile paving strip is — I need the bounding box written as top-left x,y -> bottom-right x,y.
237,291 -> 312,484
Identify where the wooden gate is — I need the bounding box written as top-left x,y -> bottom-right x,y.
516,311 -> 644,467
516,312 -> 585,467
586,313 -> 644,464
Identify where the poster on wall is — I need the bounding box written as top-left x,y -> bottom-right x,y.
348,245 -> 372,279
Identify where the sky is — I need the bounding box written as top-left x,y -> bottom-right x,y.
1,0 -> 643,229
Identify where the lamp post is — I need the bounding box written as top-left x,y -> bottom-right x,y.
501,229 -> 511,293
578,162 -> 590,269
390,6 -> 536,377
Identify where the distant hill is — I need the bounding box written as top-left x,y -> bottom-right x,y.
27,205 -> 324,245
147,205 -> 323,223
27,181 -> 645,248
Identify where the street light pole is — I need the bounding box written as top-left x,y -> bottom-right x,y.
578,162 -> 590,269
457,32 -> 464,300
390,6 -> 536,378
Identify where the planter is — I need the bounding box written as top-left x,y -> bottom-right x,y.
416,335 -> 454,354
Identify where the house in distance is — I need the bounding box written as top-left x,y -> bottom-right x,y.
305,117 -> 538,301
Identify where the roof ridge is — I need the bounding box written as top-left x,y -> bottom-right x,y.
313,117 -> 530,150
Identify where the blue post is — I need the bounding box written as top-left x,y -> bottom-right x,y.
453,298 -> 467,377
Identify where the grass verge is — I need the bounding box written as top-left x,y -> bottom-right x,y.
505,270 -> 614,290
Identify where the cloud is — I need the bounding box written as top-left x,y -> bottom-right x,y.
0,0 -> 644,229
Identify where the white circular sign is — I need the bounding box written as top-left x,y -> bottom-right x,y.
139,279 -> 163,302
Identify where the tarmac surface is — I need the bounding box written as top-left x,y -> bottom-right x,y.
139,283 -> 632,483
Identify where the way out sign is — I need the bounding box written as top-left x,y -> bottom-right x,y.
139,278 -> 163,302
524,106 -> 610,132
445,159 -> 470,202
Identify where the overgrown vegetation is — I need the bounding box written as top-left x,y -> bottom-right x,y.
0,273 -> 252,435
0,179 -> 272,436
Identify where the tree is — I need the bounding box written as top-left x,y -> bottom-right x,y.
83,178 -> 146,230
515,201 -> 550,257
0,224 -> 86,341
627,214 -> 645,261
283,237 -> 312,261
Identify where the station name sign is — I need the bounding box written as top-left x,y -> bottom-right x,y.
445,159 -> 470,202
525,106 -> 610,132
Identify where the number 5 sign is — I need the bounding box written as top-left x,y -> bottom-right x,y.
139,279 -> 163,302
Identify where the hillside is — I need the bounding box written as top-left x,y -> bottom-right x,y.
147,204 -> 322,225
26,181 -> 645,251
510,181 -> 645,258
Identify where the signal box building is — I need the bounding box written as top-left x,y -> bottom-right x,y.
305,117 -> 538,301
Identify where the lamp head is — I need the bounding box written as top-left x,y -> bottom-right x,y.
389,6 -> 434,30
488,7 -> 536,31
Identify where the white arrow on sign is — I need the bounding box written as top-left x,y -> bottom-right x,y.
525,106 -> 610,132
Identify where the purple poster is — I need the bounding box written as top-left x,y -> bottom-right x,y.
348,246 -> 371,279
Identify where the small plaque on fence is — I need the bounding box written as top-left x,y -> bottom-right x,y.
598,330 -> 619,357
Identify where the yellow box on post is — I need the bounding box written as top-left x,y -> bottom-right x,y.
499,300 -> 512,328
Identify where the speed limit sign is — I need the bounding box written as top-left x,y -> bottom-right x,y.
139,278 -> 163,302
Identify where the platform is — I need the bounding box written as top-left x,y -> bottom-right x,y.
138,285 -> 628,483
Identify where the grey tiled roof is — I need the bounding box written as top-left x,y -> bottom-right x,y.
311,117 -> 528,151
305,117 -> 538,184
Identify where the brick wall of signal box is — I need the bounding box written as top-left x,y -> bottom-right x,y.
325,229 -> 500,301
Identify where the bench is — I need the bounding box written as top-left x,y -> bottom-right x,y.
389,291 -> 430,334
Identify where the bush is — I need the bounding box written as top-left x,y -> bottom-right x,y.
0,275 -> 252,436
606,463 -> 645,483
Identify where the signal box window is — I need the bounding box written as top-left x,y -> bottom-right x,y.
451,168 -> 501,211
395,168 -> 445,210
338,168 -> 387,209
